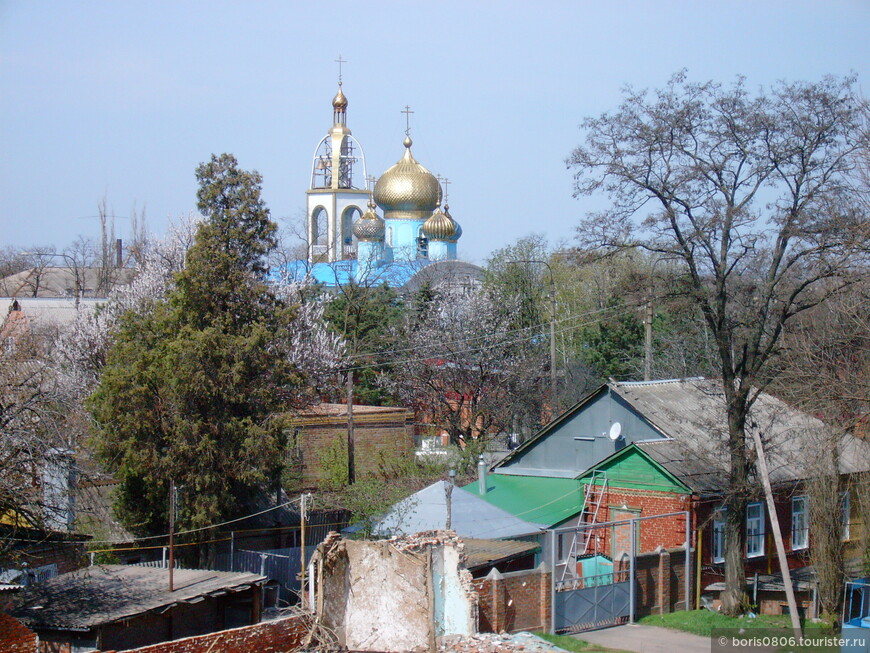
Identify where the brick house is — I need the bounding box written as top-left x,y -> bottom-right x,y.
282,403 -> 414,488
463,378 -> 870,615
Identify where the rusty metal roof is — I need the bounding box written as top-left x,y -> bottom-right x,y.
10,565 -> 266,631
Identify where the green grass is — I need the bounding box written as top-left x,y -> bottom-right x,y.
533,631 -> 634,653
638,610 -> 827,637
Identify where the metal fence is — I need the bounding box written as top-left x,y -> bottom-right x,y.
550,511 -> 691,633
212,546 -> 317,605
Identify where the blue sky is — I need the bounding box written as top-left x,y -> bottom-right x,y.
2,1 -> 868,264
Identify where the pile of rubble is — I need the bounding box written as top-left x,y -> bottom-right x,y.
438,632 -> 569,652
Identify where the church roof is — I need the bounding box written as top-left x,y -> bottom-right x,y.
373,137 -> 442,220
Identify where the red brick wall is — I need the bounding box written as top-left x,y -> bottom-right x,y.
581,488 -> 688,557
625,547 -> 691,616
697,495 -> 813,592
0,613 -> 38,653
473,566 -> 551,634
100,614 -> 310,653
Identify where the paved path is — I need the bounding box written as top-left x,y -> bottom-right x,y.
574,623 -> 710,653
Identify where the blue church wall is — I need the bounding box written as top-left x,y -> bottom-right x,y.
386,219 -> 426,261
495,388 -> 666,479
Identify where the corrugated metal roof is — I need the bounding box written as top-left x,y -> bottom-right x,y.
461,538 -> 540,570
10,565 -> 266,630
371,480 -> 546,539
462,475 -> 584,527
612,378 -> 870,491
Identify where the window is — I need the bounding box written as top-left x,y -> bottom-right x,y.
746,502 -> 765,558
712,507 -> 726,563
791,496 -> 808,550
386,227 -> 393,247
841,491 -> 851,541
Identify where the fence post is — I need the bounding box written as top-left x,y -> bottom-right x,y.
550,529 -> 557,634
629,518 -> 636,624
260,554 -> 266,577
685,510 -> 691,611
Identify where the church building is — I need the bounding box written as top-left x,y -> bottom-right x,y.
289,79 -> 481,292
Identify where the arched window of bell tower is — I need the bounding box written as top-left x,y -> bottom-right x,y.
341,206 -> 362,258
311,207 -> 328,248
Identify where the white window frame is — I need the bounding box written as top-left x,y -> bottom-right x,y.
712,507 -> 726,563
841,491 -> 851,541
791,496 -> 808,551
746,502 -> 765,558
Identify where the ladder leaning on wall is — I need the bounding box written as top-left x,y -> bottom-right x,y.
558,470 -> 609,583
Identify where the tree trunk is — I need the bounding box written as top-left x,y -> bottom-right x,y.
721,389 -> 751,615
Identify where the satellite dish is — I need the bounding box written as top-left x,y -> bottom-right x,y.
609,422 -> 622,440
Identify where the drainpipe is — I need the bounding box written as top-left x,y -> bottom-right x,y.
478,455 -> 487,495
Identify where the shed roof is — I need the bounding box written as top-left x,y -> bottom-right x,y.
462,475 -> 583,528
10,565 -> 266,631
461,538 -> 540,571
371,480 -> 546,539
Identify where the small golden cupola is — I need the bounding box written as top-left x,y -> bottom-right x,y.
352,200 -> 386,241
422,205 -> 457,241
443,203 -> 462,242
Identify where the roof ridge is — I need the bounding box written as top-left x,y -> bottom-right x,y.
616,377 -> 706,387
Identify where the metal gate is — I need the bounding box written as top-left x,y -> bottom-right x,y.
551,510 -> 690,633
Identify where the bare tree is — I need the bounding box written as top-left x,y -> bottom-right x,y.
569,73 -> 869,613
383,285 -> 547,463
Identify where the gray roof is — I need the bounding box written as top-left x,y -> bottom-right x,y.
11,565 -> 266,630
371,480 -> 546,539
462,538 -> 540,571
614,378 -> 870,493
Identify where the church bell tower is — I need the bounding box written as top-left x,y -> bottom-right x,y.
306,61 -> 369,263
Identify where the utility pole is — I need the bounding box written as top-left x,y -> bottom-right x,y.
549,289 -> 557,396
643,294 -> 653,381
751,429 -> 801,638
508,259 -> 557,396
168,480 -> 176,592
346,370 -> 355,484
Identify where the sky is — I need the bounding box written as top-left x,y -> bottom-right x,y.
1,1 -> 868,265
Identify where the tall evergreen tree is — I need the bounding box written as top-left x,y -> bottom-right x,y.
89,154 -> 302,536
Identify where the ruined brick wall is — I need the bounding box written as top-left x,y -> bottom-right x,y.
98,614 -> 309,653
473,565 -> 551,634
0,613 -> 38,653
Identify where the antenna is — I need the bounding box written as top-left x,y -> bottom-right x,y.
608,422 -> 622,441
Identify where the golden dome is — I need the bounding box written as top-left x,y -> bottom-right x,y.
332,84 -> 348,110
422,207 -> 457,240
352,203 -> 385,241
443,204 -> 461,242
373,138 -> 442,220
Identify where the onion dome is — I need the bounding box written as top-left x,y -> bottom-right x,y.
373,137 -> 442,220
443,203 -> 462,242
422,206 -> 457,241
332,84 -> 348,110
352,201 -> 385,241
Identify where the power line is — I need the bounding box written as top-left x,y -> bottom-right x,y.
83,496 -> 302,546
340,299 -> 651,373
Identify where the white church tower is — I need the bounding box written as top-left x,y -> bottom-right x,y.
306,71 -> 369,263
